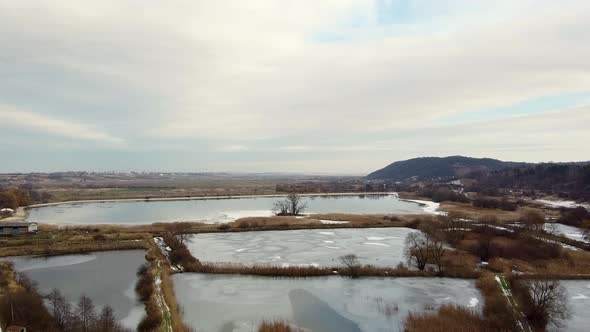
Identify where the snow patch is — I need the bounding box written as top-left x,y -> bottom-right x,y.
363,242 -> 390,247
536,199 -> 590,210
468,297 -> 480,307
221,210 -> 274,220
319,219 -> 349,224
572,294 -> 588,300
404,199 -> 447,216
366,236 -> 398,241
319,231 -> 335,235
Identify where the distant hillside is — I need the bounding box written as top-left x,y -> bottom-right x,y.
366,156 -> 526,181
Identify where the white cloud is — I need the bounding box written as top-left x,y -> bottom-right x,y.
0,1 -> 589,171
0,105 -> 123,144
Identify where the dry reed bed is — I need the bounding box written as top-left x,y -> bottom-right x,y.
258,320 -> 304,332
0,240 -> 147,258
186,262 -> 479,279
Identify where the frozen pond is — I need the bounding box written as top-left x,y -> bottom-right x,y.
187,228 -> 417,267
544,223 -> 589,244
26,194 -> 426,225
549,280 -> 590,332
3,250 -> 146,330
174,274 -> 482,332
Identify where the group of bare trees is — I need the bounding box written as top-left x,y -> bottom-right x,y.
273,193 -> 307,216
404,231 -> 446,273
46,289 -> 128,332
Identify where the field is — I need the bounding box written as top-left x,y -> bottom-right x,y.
0,172 -> 364,203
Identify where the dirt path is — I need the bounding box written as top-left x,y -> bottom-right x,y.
495,274 -> 532,332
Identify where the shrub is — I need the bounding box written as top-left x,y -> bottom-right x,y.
135,263 -> 154,303
217,223 -> 231,231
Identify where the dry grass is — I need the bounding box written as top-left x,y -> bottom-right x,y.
405,304 -> 489,332
440,250 -> 481,278
497,250 -> 590,277
258,320 -> 305,332
308,213 -> 388,224
229,216 -> 314,228
193,262 -> 446,278
0,239 -> 147,257
440,202 -> 523,222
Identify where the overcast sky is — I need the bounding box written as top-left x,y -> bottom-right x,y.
1,0 -> 589,174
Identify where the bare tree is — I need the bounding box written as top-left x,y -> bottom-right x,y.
273,194 -> 307,216
76,295 -> 97,332
167,222 -> 194,245
98,306 -> 116,332
428,234 -> 446,274
47,288 -> 72,330
525,279 -> 570,329
404,232 -> 431,271
339,254 -> 361,278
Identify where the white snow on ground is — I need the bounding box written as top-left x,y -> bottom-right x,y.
473,224 -> 514,232
323,240 -> 335,243
280,263 -> 320,268
221,210 -> 274,220
468,297 -> 480,307
544,223 -> 590,244
324,246 -> 341,249
363,242 -> 390,247
319,219 -> 349,224
319,231 -> 335,235
235,247 -> 258,253
572,294 -> 588,300
404,199 -> 447,216
536,199 -> 590,210
534,237 -> 579,251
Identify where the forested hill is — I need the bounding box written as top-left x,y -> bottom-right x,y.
469,163 -> 590,200
366,156 -> 526,181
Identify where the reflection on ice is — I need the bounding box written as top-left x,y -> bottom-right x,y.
3,250 -> 146,330
174,274 -> 483,332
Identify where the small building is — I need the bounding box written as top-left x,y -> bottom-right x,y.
7,326 -> 27,332
0,222 -> 37,235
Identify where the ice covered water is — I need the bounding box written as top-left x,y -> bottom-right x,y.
549,280 -> 590,332
187,227 -> 419,267
3,250 -> 146,330
174,274 -> 483,332
26,194 -> 426,225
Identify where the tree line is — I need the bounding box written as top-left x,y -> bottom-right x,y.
0,262 -> 128,332
45,289 -> 129,332
467,163 -> 590,200
0,185 -> 53,210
